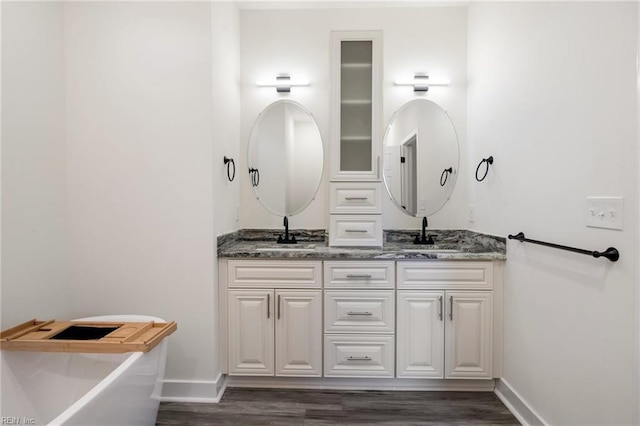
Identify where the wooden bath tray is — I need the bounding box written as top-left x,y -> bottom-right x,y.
0,319 -> 177,353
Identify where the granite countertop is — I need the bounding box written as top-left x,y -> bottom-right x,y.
218,229 -> 506,261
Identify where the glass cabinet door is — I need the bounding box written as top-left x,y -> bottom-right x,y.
340,40 -> 372,172
330,31 -> 382,181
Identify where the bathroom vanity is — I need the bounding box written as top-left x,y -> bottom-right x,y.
230,28 -> 505,390
217,231 -> 505,390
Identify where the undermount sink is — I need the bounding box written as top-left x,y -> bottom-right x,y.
254,247 -> 317,252
254,244 -> 320,252
401,248 -> 460,253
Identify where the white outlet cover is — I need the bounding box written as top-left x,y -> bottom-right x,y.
585,197 -> 623,230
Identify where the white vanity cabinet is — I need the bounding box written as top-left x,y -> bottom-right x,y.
323,261 -> 395,378
225,260 -> 323,377
220,257 -> 503,387
329,30 -> 383,247
396,261 -> 498,380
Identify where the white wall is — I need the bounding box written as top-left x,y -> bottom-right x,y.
468,3 -> 639,424
239,7 -> 468,230
211,1 -> 241,393
64,1 -> 218,390
1,2 -> 68,327
212,1 -> 241,238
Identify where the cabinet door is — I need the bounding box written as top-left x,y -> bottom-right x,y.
275,290 -> 322,377
396,291 -> 445,378
330,31 -> 382,181
445,291 -> 493,379
228,290 -> 274,376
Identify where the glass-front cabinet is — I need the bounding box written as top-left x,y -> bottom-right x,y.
330,31 -> 382,181
329,30 -> 383,247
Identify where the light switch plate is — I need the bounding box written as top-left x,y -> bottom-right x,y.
585,197 -> 623,230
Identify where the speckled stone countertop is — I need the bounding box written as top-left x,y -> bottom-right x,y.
217,229 -> 506,260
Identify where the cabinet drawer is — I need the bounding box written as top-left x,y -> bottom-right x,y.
324,335 -> 394,378
325,290 -> 395,333
324,261 -> 394,288
228,260 -> 322,288
397,261 -> 493,290
330,182 -> 382,214
329,215 -> 383,247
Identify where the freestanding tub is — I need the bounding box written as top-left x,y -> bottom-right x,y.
0,315 -> 169,425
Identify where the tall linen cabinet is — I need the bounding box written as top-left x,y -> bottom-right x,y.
329,31 -> 384,247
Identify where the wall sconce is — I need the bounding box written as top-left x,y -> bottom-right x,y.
256,75 -> 310,93
394,74 -> 450,92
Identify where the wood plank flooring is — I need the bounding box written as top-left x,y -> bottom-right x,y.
156,388 -> 520,425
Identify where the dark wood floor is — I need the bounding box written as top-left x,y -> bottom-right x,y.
156,388 -> 520,425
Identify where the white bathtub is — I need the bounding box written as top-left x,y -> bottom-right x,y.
0,315 -> 169,425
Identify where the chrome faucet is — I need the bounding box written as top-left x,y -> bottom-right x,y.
277,216 -> 297,244
414,216 -> 435,245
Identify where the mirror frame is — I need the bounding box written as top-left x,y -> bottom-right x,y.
247,99 -> 324,217
382,98 -> 460,218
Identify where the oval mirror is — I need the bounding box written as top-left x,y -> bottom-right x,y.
248,100 -> 324,217
382,99 -> 459,217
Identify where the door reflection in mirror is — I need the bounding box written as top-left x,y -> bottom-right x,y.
248,100 -> 324,217
383,99 -> 459,217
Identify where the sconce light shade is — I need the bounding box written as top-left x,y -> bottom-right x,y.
256,75 -> 310,93
394,74 -> 450,92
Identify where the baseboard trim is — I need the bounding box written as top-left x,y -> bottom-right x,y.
216,374 -> 228,402
161,373 -> 227,403
226,376 -> 495,391
494,379 -> 548,426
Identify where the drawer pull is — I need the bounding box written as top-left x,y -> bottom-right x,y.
345,197 -> 368,201
345,229 -> 368,233
347,356 -> 372,361
346,274 -> 372,279
277,294 -> 281,320
449,296 -> 454,321
347,311 -> 372,316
